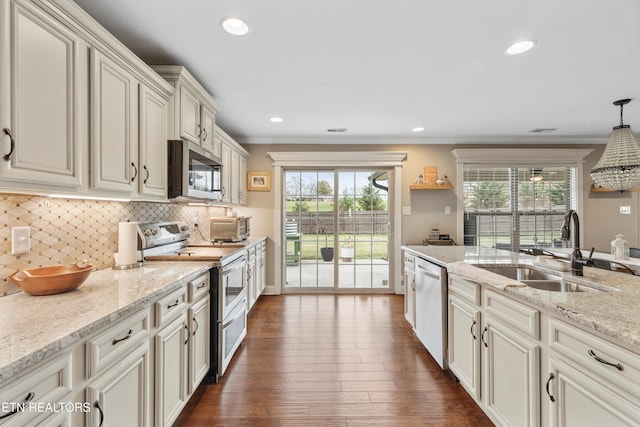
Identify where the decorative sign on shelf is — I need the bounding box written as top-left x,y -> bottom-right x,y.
423,166 -> 438,185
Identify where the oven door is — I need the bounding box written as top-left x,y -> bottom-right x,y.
218,296 -> 247,377
220,255 -> 246,319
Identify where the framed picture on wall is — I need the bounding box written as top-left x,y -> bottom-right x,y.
247,171 -> 271,191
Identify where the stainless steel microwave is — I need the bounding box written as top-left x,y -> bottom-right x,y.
210,216 -> 251,242
168,140 -> 222,201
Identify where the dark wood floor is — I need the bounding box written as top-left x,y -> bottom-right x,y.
175,294 -> 494,426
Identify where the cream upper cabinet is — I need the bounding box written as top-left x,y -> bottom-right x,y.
90,48 -> 138,193
220,140 -> 232,204
0,0 -> 84,190
139,84 -> 169,198
152,66 -> 221,157
217,125 -> 249,206
200,105 -> 216,154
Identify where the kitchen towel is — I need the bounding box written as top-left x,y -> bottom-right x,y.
117,221 -> 138,265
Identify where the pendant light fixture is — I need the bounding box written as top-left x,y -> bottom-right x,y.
590,99 -> 640,191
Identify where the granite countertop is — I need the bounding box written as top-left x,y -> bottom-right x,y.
403,245 -> 640,352
0,261 -> 212,385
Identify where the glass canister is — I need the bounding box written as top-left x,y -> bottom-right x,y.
611,234 -> 629,260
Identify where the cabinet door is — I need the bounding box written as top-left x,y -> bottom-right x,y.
0,1 -> 82,188
258,242 -> 266,294
155,313 -> 189,427
139,84 -> 168,198
246,246 -> 256,310
448,294 -> 481,401
179,86 -> 200,144
87,344 -> 149,427
483,316 -> 540,427
547,355 -> 640,427
200,105 -> 216,154
211,131 -> 222,159
90,49 -> 138,193
231,149 -> 241,204
404,268 -> 415,328
220,142 -> 232,203
188,296 -> 210,395
238,154 -> 247,206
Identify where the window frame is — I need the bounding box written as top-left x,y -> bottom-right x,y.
451,148 -> 594,247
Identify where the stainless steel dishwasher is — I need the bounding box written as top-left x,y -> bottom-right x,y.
415,257 -> 447,369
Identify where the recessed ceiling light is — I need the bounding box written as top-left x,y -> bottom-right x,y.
269,117 -> 283,123
412,127 -> 425,132
221,17 -> 250,36
505,39 -> 536,55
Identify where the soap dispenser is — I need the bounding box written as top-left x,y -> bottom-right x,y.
611,234 -> 629,260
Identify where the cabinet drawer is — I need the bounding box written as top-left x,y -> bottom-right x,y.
449,275 -> 480,306
86,308 -> 149,377
155,286 -> 188,327
0,352 -> 72,426
549,318 -> 640,393
404,252 -> 415,271
483,289 -> 539,339
188,273 -> 210,303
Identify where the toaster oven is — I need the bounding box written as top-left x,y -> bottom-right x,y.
210,216 -> 250,242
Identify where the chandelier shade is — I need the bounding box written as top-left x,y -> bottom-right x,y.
590,99 -> 640,191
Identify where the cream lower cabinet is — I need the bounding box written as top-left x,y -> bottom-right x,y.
155,312 -> 189,427
0,352 -> 72,427
448,276 -> 540,427
403,252 -> 416,328
257,240 -> 266,294
247,240 -> 267,312
545,317 -> 640,427
86,344 -> 150,427
447,293 -> 481,400
188,295 -> 210,395
0,0 -> 84,190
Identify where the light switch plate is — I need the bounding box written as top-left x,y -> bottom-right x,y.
402,206 -> 412,215
620,205 -> 631,215
444,206 -> 451,215
11,226 -> 30,255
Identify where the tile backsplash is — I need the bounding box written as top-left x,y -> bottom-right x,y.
0,194 -> 226,296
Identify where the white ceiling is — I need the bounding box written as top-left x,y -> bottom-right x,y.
73,0 -> 640,144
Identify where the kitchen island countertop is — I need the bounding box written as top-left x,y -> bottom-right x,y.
403,245 -> 640,352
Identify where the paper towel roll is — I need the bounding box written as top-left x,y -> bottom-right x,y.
117,222 -> 138,265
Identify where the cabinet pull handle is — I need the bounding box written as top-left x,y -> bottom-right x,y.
168,299 -> 179,309
545,373 -> 555,402
93,401 -> 104,427
470,320 -> 477,340
184,324 -> 190,345
143,165 -> 149,184
481,326 -> 488,348
196,124 -> 202,137
410,277 -> 415,291
112,329 -> 132,345
202,128 -> 208,141
193,317 -> 199,335
2,128 -> 15,161
196,282 -> 206,290
0,392 -> 35,420
221,187 -> 226,197
131,162 -> 138,182
588,349 -> 623,371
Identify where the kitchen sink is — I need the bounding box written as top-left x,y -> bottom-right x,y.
479,266 -> 560,281
479,265 -> 602,292
520,280 -> 599,292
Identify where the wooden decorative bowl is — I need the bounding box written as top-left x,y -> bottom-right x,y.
8,261 -> 94,296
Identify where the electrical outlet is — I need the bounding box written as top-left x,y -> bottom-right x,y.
11,226 -> 30,255
194,218 -> 199,227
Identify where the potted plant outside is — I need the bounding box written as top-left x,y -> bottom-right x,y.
318,222 -> 333,261
341,236 -> 354,262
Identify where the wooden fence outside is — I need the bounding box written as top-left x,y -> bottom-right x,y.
285,211 -> 389,235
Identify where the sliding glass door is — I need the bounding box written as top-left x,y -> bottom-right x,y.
283,169 -> 391,292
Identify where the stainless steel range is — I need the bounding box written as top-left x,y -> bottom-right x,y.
139,221 -> 247,382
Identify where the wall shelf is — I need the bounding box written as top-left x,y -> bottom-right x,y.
590,186 -> 640,193
410,184 -> 454,190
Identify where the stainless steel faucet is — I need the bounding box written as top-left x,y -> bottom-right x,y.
561,209 -> 591,276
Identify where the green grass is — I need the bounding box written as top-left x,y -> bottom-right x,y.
286,200 -> 334,212
287,233 -> 388,260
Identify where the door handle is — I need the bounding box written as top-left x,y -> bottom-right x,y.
470,320 -> 477,340
545,373 -> 555,402
2,128 -> 15,161
481,326 -> 488,348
